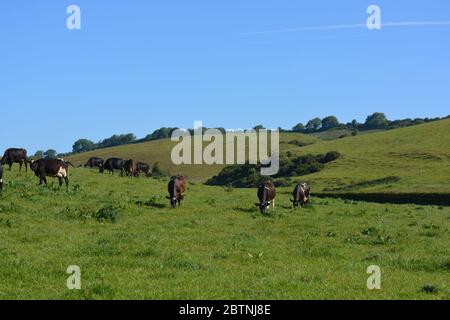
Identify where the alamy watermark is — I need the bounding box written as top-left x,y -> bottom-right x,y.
67,265 -> 81,290
170,121 -> 280,175
367,265 -> 381,290
66,5 -> 81,30
367,5 -> 382,30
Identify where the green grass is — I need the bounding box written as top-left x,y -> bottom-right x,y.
296,119 -> 450,193
68,132 -> 319,182
0,167 -> 449,300
67,119 -> 450,194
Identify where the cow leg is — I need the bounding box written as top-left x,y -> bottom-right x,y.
64,176 -> 69,190
58,177 -> 63,187
25,159 -> 28,172
19,162 -> 23,172
8,162 -> 12,171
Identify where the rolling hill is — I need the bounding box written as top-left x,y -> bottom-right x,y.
68,119 -> 450,194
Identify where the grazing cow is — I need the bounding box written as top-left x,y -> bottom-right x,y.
100,158 -> 125,175
0,163 -> 3,192
123,159 -> 137,177
291,183 -> 311,208
255,180 -> 276,214
134,162 -> 150,177
84,157 -> 104,169
1,148 -> 28,172
166,176 -> 186,208
30,158 -> 73,189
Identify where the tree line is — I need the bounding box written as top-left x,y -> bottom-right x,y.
35,112 -> 448,158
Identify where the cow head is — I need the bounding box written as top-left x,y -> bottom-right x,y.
166,195 -> 178,208
98,164 -> 104,173
255,185 -> 270,214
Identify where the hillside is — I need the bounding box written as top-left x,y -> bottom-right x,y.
67,132 -> 319,182
296,119 -> 450,194
68,119 -> 450,193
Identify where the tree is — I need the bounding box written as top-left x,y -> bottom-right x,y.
44,149 -> 58,159
99,133 -> 136,148
72,139 -> 95,153
292,123 -> 305,132
321,116 -> 340,130
305,118 -> 322,131
34,150 -> 44,159
253,125 -> 265,131
145,127 -> 179,141
364,112 -> 389,129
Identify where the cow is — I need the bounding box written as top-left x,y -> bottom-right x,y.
84,157 -> 104,169
291,183 -> 311,208
1,148 -> 28,172
30,158 -> 74,189
123,159 -> 137,177
0,163 -> 3,192
100,158 -> 125,175
134,162 -> 151,177
166,176 -> 186,208
255,180 -> 276,214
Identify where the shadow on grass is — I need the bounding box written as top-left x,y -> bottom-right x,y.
233,206 -> 257,213
135,200 -> 166,209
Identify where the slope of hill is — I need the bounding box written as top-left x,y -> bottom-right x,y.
296,119 -> 450,194
68,119 -> 450,194
67,132 -> 319,182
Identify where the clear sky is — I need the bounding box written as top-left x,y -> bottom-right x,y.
2,0 -> 449,154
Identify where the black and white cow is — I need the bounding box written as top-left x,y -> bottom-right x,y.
291,183 -> 311,208
30,158 -> 74,189
255,180 -> 276,214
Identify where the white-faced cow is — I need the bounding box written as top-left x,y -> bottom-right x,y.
291,183 -> 311,208
1,148 -> 28,172
255,180 -> 276,214
167,176 -> 186,208
84,157 -> 104,169
30,158 -> 74,189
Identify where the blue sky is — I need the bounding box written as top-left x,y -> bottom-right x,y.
1,0 -> 449,154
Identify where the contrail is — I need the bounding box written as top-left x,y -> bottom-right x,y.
241,21 -> 450,36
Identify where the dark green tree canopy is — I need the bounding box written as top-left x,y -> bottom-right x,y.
292,123 -> 305,132
44,149 -> 58,159
321,116 -> 340,130
365,112 -> 389,129
72,139 -> 95,153
306,118 -> 322,130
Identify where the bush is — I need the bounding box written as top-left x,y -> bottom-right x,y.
92,205 -> 120,223
151,162 -> 169,178
206,151 -> 340,187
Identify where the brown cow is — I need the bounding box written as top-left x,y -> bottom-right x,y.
291,183 -> 311,208
1,148 -> 28,172
123,159 -> 137,178
166,176 -> 186,208
30,158 -> 73,189
255,180 -> 276,214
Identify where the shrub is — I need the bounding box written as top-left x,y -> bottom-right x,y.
151,162 -> 169,178
92,205 -> 120,223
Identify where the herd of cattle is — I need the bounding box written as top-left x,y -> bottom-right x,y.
0,148 -> 311,212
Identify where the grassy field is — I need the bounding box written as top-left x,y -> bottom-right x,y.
68,119 -> 450,194
0,167 -> 449,300
68,132 -> 319,182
